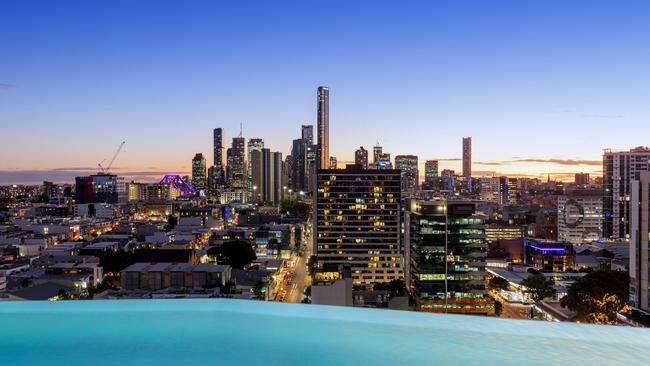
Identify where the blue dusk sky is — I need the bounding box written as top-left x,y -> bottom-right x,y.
1,0 -> 649,184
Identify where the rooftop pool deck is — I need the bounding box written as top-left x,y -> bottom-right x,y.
1,299 -> 649,365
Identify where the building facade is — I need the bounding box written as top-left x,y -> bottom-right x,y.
355,146 -> 368,169
227,137 -> 247,189
462,137 -> 472,179
603,147 -> 650,240
313,165 -> 402,286
557,190 -> 603,244
191,153 -> 207,193
404,199 -> 493,315
630,171 -> 650,312
395,155 -> 419,192
317,86 -> 329,170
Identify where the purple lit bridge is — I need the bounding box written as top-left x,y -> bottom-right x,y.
159,174 -> 196,196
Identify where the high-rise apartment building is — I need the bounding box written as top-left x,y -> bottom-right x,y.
291,125 -> 314,194
313,165 -> 402,285
630,171 -> 650,312
355,146 -> 368,169
227,137 -> 246,189
462,137 -> 472,179
395,155 -> 419,192
317,86 -> 329,170
302,124 -> 314,146
191,153 -> 207,193
251,148 -> 284,204
404,199 -> 493,315
557,189 -> 603,244
603,146 -> 650,240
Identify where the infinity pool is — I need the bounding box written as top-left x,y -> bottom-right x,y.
0,299 -> 648,365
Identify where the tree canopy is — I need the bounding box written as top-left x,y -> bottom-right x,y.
488,276 -> 510,291
280,198 -> 311,219
560,270 -> 629,324
521,273 -> 556,302
208,240 -> 257,269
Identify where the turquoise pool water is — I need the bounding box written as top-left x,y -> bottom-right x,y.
0,299 -> 648,365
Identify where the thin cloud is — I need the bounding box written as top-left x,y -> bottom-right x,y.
0,83 -> 17,89
437,158 -> 461,161
512,158 -> 601,166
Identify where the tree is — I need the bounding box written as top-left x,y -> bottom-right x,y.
100,250 -> 136,275
560,270 -> 629,324
488,276 -> 510,291
494,300 -> 503,317
521,273 -> 556,302
306,255 -> 316,277
280,198 -> 311,219
208,240 -> 257,269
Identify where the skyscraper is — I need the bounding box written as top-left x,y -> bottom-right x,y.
373,143 -> 382,167
329,156 -> 337,169
191,153 -> 207,193
317,86 -> 329,170
355,146 -> 368,169
404,199 -> 493,315
313,165 -> 402,285
250,148 -> 283,204
301,124 -> 314,146
424,160 -> 439,183
395,155 -> 419,192
630,171 -> 650,312
227,137 -> 246,189
603,146 -> 650,240
213,128 -> 225,169
462,137 -> 472,179
247,138 -> 264,199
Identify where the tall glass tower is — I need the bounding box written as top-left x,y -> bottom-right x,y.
317,86 -> 329,170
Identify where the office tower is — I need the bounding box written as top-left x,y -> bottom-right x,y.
313,165 -> 402,285
306,144 -> 318,193
213,128 -> 225,169
75,174 -> 119,204
424,160 -> 439,183
557,189 -> 603,244
395,155 -> 419,192
631,171 -> 650,312
317,86 -> 329,170
479,176 -> 513,205
247,138 -> 265,199
462,137 -> 472,179
355,146 -> 368,169
404,199 -> 493,315
302,124 -> 314,146
207,165 -> 225,199
291,138 -> 307,193
191,153 -> 207,193
378,153 -> 392,169
373,143 -> 382,166
227,137 -> 246,189
574,173 -> 590,187
603,146 -> 650,240
250,148 -> 284,204
329,156 -> 337,169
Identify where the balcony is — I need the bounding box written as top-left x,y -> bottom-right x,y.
1,298 -> 649,365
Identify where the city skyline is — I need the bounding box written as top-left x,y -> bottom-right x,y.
3,1 -> 650,184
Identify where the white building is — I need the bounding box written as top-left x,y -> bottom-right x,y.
557,190 -> 603,244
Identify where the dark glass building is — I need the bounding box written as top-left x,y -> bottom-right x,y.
405,199 -> 493,315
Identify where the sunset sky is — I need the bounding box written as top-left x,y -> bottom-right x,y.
2,0 -> 649,184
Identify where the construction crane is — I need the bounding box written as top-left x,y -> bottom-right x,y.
98,141 -> 126,174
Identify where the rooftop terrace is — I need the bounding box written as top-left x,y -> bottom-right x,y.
0,299 -> 648,365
